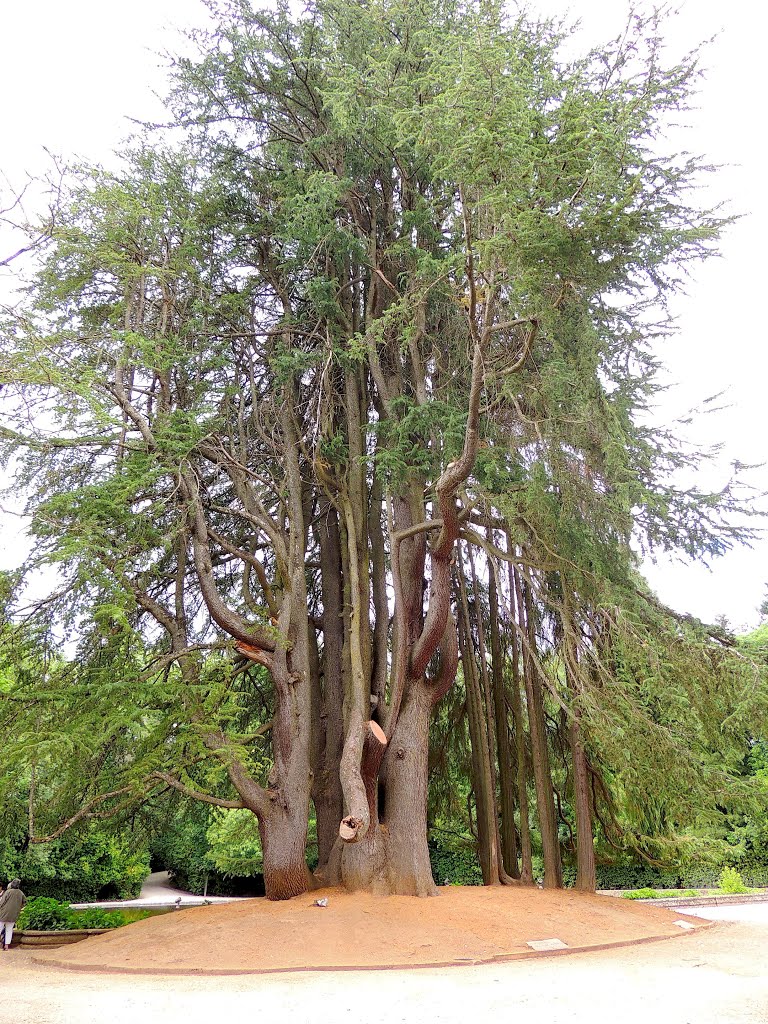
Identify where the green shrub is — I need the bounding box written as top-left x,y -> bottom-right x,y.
3,827 -> 151,902
719,866 -> 749,894
18,897 -> 73,931
622,888 -> 660,900
71,908 -> 125,929
428,843 -> 483,886
623,888 -> 702,900
18,898 -> 148,931
595,866 -> 680,890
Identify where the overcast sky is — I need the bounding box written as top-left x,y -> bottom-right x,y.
1,0 -> 766,631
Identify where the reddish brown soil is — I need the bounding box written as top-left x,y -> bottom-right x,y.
31,886 -> 709,975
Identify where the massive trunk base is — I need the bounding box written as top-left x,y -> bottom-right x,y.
259,809 -> 315,901
319,687 -> 438,897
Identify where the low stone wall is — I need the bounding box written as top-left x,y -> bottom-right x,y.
646,893 -> 768,908
16,929 -> 109,949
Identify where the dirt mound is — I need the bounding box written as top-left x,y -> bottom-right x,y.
33,886 -> 709,975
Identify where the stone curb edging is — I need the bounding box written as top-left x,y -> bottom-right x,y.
18,929 -> 111,948
32,921 -> 714,977
642,893 -> 768,908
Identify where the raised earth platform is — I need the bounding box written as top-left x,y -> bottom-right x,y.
31,886 -> 710,976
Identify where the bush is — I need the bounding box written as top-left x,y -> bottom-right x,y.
428,843 -> 483,886
594,866 -> 681,890
593,859 -> 768,892
71,908 -> 125,929
18,898 -> 146,931
2,828 -> 151,902
18,897 -> 73,931
622,888 -> 701,900
719,866 -> 749,894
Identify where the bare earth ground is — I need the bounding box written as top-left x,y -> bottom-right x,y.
1,889 -> 766,1023
30,885 -> 707,973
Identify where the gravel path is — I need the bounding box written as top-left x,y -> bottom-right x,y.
69,871 -> 248,910
1,916 -> 766,1024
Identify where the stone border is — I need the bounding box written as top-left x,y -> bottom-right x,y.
18,929 -> 110,948
644,893 -> 768,908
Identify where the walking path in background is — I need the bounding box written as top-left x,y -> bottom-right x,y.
69,870 -> 249,910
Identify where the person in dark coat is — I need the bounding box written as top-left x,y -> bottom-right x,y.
0,880 -> 26,950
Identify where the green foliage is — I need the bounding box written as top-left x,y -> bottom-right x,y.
593,861 -> 768,890
592,865 -> 683,891
71,907 -> 143,929
719,866 -> 749,894
205,808 -> 263,878
428,842 -> 483,887
1,0 -> 766,901
151,802 -> 265,897
622,888 -> 700,900
18,898 -> 72,931
622,888 -> 662,900
17,897 -> 141,931
0,824 -> 150,902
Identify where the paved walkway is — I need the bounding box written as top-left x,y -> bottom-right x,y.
70,871 -> 249,910
683,901 -> 768,924
1,916 -> 766,1023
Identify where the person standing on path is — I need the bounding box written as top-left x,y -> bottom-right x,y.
0,880 -> 26,950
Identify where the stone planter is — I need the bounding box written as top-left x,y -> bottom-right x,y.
17,928 -> 110,948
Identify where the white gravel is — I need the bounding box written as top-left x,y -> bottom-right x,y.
1,918 -> 766,1024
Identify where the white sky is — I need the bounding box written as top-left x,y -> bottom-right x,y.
0,0 -> 766,632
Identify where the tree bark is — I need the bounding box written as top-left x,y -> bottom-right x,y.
514,564 -> 563,888
458,567 -> 501,886
377,686 -> 438,896
259,803 -> 315,901
313,504 -> 345,869
506,553 -> 533,884
488,542 -> 520,878
561,592 -> 596,892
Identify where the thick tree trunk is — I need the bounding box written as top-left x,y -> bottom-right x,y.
313,505 -> 345,869
259,805 -> 315,901
335,689 -> 438,896
377,686 -> 438,896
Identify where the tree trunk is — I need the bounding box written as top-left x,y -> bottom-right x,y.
514,564 -> 562,888
504,539 -> 534,883
570,714 -> 596,891
458,559 -> 501,885
488,544 -> 520,878
259,804 -> 315,901
335,688 -> 438,896
378,686 -> 438,896
313,504 -> 345,869
561,592 -> 596,892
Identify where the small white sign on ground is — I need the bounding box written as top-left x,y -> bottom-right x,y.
673,920 -> 696,930
527,938 -> 569,951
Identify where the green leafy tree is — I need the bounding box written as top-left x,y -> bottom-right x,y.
2,0 -> 765,900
